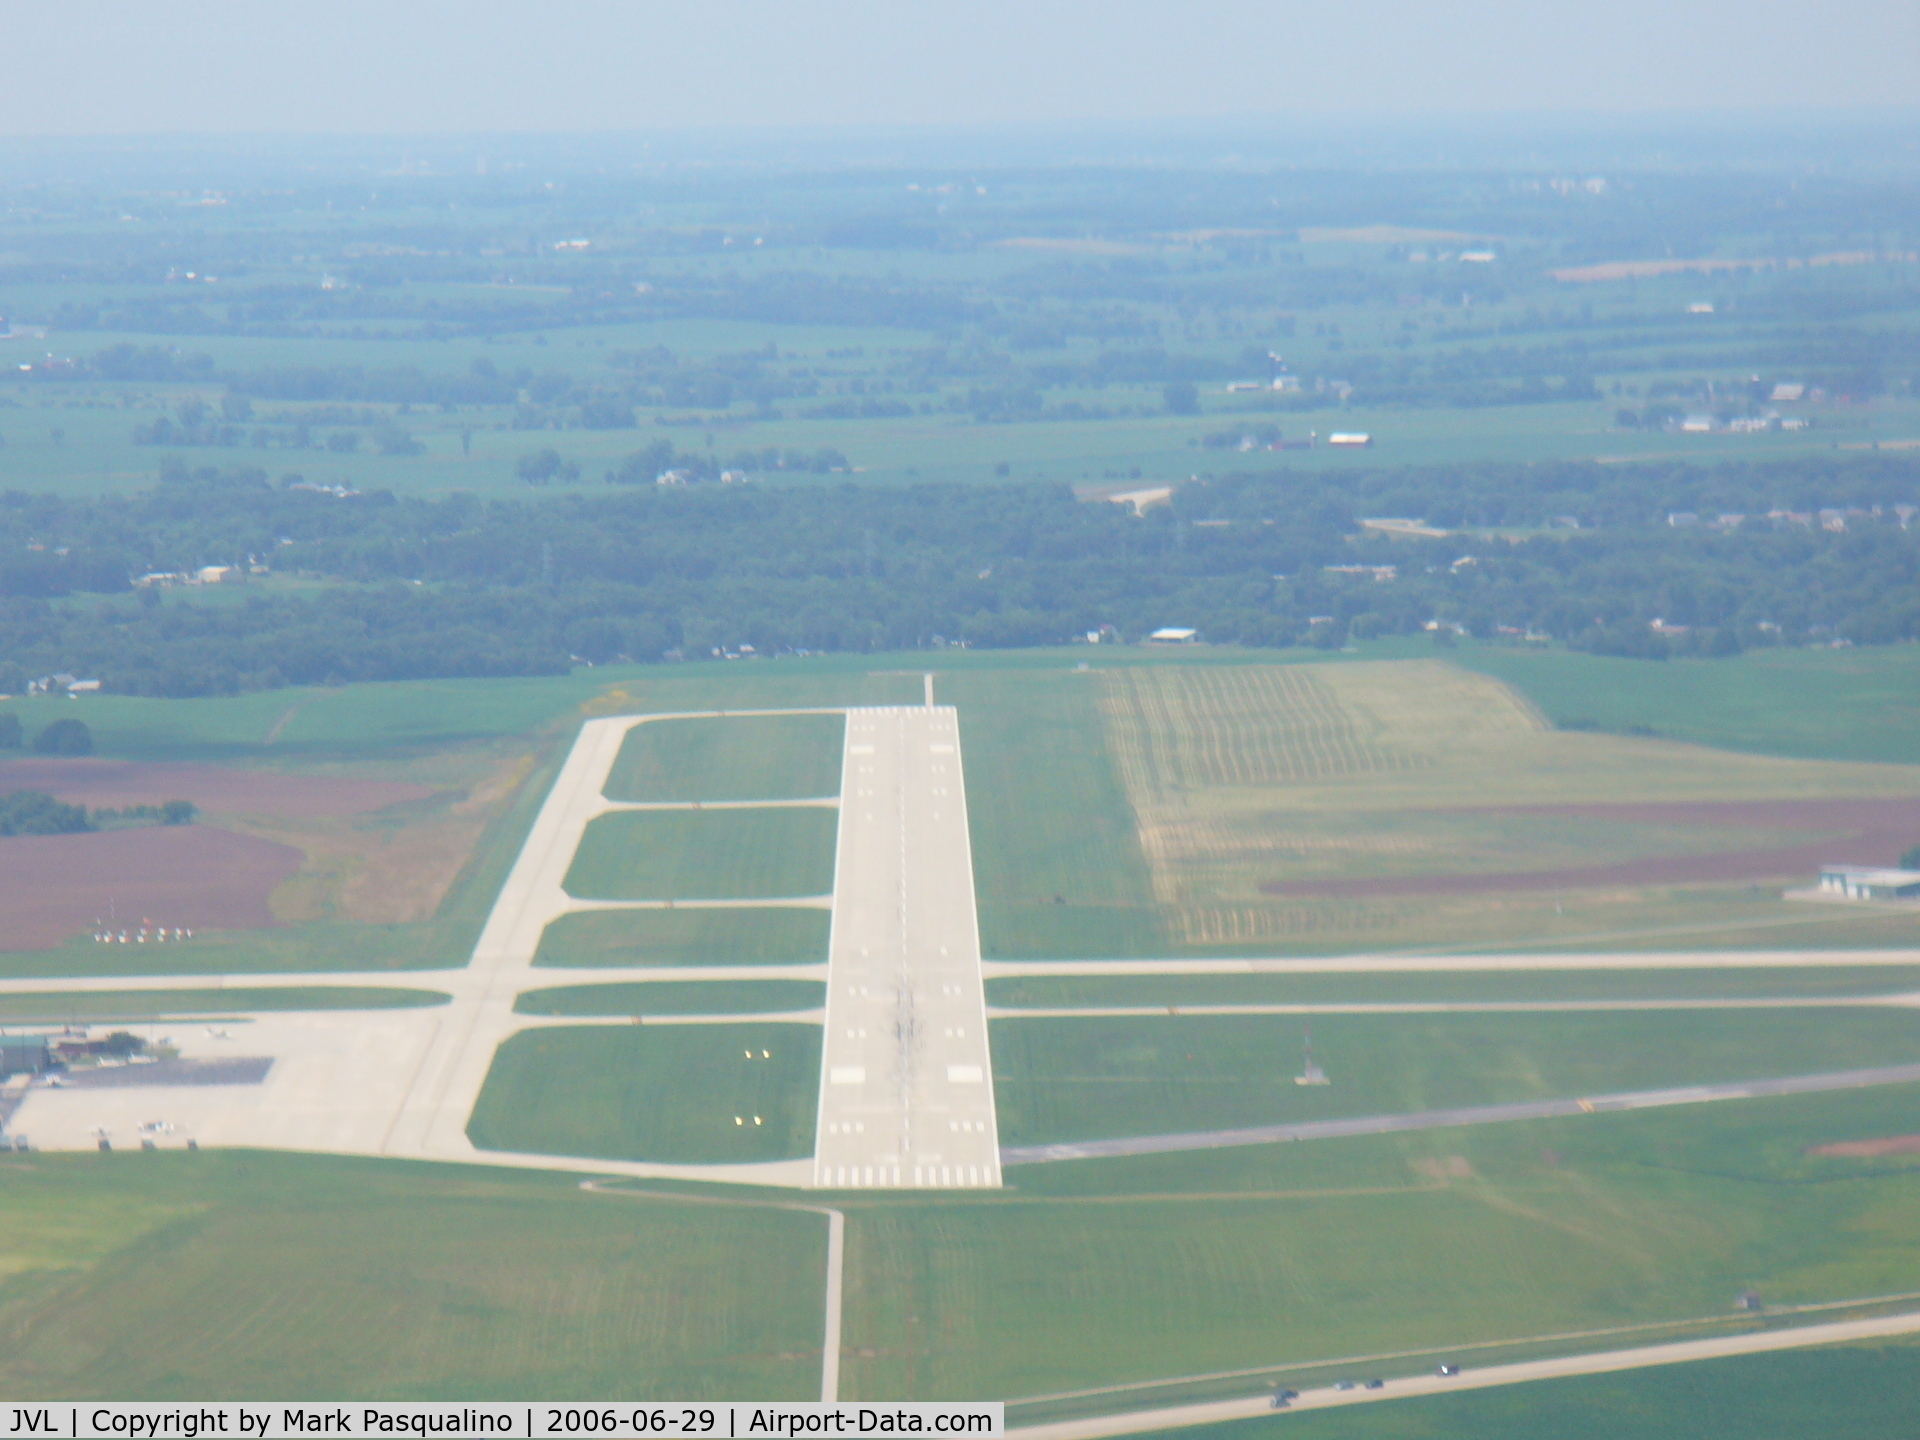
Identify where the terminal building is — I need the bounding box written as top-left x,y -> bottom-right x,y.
1817,865 -> 1920,901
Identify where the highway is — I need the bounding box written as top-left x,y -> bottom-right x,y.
1000,1061 -> 1920,1165
1009,1307 -> 1920,1439
813,705 -> 1002,1189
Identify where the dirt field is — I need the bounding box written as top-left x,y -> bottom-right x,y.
1259,797 -> 1920,899
0,825 -> 304,950
0,746 -> 534,941
0,759 -> 432,817
1809,1135 -> 1920,1158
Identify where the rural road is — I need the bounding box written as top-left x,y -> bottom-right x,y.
813,705 -> 1002,1189
1000,1061 -> 1920,1164
1010,1307 -> 1920,1439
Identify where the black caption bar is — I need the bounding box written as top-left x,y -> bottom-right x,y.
3,1405 -> 1003,1440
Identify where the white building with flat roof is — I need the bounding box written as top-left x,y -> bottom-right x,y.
1818,866 -> 1920,901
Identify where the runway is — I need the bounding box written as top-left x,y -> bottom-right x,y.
812,705 -> 1001,1189
1000,1060 -> 1920,1165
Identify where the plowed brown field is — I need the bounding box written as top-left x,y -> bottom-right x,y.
0,826 -> 304,950
1260,797 -> 1920,899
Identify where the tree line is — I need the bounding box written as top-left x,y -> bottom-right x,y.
0,455 -> 1912,695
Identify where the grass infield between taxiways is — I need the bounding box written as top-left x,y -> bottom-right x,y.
602,713 -> 845,803
532,906 -> 830,967
514,980 -> 826,1015
563,809 -> 838,900
467,1022 -> 822,1164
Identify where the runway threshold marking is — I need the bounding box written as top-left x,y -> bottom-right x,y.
812,706 -> 1001,1189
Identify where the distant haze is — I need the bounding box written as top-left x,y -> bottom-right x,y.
2,0 -> 1915,136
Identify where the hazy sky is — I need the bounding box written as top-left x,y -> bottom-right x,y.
2,0 -> 1915,136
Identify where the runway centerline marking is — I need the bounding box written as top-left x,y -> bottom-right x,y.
812,706 -> 1001,1189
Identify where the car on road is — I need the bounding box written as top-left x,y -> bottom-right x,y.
1332,1380 -> 1356,1391
1363,1379 -> 1385,1390
1268,1388 -> 1299,1409
1437,1364 -> 1462,1377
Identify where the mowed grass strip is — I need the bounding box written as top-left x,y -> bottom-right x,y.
986,967 -> 1920,1008
533,907 -> 830,967
468,1023 -> 821,1164
1456,641 -> 1920,766
603,714 -> 846,803
0,1151 -> 826,1399
845,1086 -> 1920,1400
0,987 -> 450,1021
990,1010 -> 1920,1146
564,809 -> 837,900
942,666 -> 1163,960
515,981 -> 827,1016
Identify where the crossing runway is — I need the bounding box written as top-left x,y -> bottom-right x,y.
1001,1060 -> 1920,1165
812,705 -> 1002,1189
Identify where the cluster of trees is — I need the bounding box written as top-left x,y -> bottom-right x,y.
0,790 -> 91,836
0,786 -> 196,838
0,715 -> 93,754
0,457 -> 1913,694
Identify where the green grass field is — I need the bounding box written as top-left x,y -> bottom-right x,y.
0,921 -> 477,982
532,907 -> 831,967
467,1023 -> 822,1164
589,663 -> 923,719
1454,643 -> 1920,766
16,366 -> 1916,500
1154,1342 -> 1920,1440
514,981 -> 826,1016
0,986 -> 448,1021
989,1010 -> 1920,1146
985,966 -> 1920,1007
0,673 -> 620,763
564,809 -> 838,900
0,1151 -> 827,1399
602,714 -> 845,802
949,653 -> 1920,960
941,665 -> 1164,960
841,1082 -> 1920,1399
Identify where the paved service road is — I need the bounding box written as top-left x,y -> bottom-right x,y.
1011,1307 -> 1920,1440
813,706 -> 1001,1189
992,996 -> 1919,1017
1001,1061 -> 1920,1165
